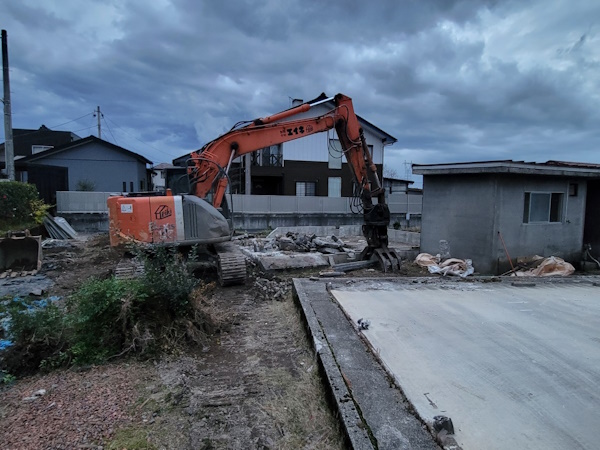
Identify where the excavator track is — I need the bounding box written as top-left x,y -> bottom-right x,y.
115,258 -> 145,280
214,242 -> 247,286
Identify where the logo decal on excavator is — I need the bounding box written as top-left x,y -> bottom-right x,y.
154,205 -> 172,220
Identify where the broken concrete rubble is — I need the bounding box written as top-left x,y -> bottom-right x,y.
238,226 -> 420,273
239,230 -> 361,272
251,277 -> 291,301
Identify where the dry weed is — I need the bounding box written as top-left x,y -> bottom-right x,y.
254,299 -> 344,450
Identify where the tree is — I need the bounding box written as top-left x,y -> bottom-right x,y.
383,166 -> 399,179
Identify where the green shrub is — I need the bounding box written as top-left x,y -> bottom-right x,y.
67,278 -> 147,364
1,370 -> 16,385
0,181 -> 40,221
141,246 -> 199,317
2,301 -> 67,375
2,247 -> 206,375
76,179 -> 96,191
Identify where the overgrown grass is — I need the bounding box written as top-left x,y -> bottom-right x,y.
106,427 -> 157,450
255,300 -> 344,450
0,247 -> 221,377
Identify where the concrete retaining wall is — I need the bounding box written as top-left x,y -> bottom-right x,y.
267,225 -> 421,246
56,191 -> 422,234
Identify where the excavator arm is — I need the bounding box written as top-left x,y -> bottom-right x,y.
187,93 -> 400,271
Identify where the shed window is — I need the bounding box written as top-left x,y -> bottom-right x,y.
569,183 -> 578,196
523,192 -> 563,223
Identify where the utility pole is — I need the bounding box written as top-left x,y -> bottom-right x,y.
95,106 -> 101,139
403,160 -> 413,181
2,29 -> 15,181
244,153 -> 251,195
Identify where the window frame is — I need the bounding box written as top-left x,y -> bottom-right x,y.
523,191 -> 564,224
327,177 -> 342,197
296,181 -> 317,197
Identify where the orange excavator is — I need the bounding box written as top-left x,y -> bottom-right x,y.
107,93 -> 400,285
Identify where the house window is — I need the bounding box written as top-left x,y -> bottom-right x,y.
296,181 -> 316,196
523,192 -> 563,223
123,182 -> 127,192
251,145 -> 283,167
130,182 -> 134,192
328,177 -> 341,197
328,139 -> 342,169
140,180 -> 145,191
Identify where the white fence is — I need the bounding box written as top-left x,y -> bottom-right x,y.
57,191 -> 422,215
57,191 -> 114,213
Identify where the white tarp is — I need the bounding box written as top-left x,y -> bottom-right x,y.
513,256 -> 575,277
415,253 -> 474,278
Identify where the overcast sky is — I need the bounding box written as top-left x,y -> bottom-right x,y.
1,0 -> 599,184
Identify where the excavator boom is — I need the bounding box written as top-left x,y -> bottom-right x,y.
108,93 -> 401,286
187,93 -> 399,271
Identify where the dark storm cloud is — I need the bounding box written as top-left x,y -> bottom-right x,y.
0,0 -> 598,173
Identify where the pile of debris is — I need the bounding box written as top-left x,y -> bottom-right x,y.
258,232 -> 352,255
415,253 -> 475,278
43,215 -> 77,240
251,277 -> 291,301
509,255 -> 575,277
0,269 -> 39,279
239,232 -> 366,273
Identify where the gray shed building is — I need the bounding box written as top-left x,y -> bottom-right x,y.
413,160 -> 600,274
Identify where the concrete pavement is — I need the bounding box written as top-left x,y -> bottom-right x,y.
329,278 -> 600,450
293,278 -> 441,450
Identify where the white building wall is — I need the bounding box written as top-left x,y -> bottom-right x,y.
151,171 -> 166,191
281,103 -> 385,164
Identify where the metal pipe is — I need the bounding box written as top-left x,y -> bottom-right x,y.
308,96 -> 335,107
498,231 -> 515,272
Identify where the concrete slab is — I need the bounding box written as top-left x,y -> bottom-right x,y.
293,278 -> 440,450
331,278 -> 600,450
256,252 -> 329,271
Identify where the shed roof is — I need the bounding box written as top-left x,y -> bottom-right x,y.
383,176 -> 415,185
412,160 -> 600,178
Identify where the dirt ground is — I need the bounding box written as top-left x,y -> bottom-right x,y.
4,233 -> 418,449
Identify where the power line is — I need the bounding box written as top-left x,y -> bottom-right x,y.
101,114 -> 118,145
103,115 -> 166,156
50,112 -> 95,130
0,112 -> 96,140
71,125 -> 97,134
0,106 -> 174,164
